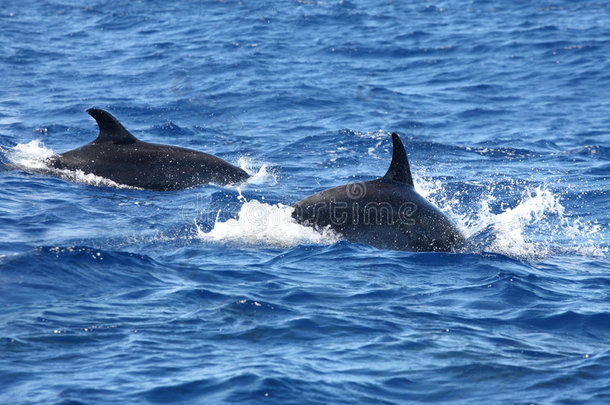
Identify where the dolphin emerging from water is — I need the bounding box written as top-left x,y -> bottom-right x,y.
47,108 -> 249,190
292,133 -> 465,252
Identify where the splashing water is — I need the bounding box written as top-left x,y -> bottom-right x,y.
4,140 -> 136,189
4,140 -> 54,170
420,176 -> 607,259
238,156 -> 277,186
196,199 -> 340,248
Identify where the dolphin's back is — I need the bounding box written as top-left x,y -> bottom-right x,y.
293,179 -> 465,252
47,109 -> 249,190
51,140 -> 249,190
292,133 -> 466,252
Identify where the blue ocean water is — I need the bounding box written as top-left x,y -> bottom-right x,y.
1,0 -> 609,403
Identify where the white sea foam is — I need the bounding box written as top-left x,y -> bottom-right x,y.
5,140 -> 136,189
196,199 -> 340,248
5,139 -> 54,170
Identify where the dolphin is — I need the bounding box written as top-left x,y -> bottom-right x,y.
46,108 -> 250,190
292,133 -> 466,252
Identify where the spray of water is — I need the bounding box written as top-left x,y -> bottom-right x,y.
418,174 -> 606,259
195,198 -> 340,248
237,156 -> 277,186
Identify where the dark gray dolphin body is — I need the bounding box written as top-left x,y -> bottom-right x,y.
47,108 -> 249,190
292,133 -> 465,252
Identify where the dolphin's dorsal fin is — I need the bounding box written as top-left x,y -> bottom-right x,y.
382,132 -> 414,187
88,108 -> 138,145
